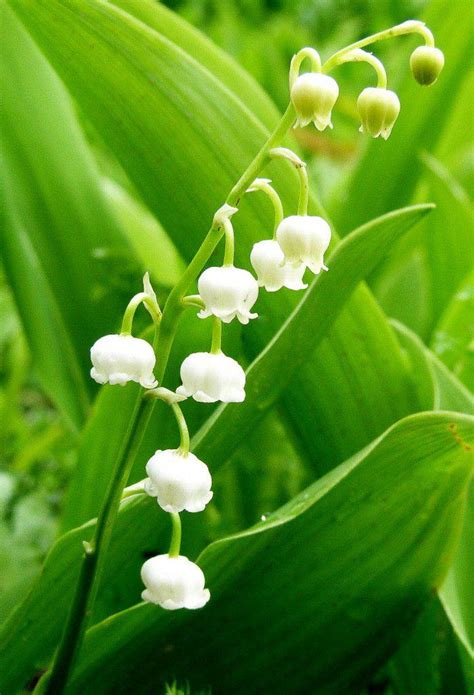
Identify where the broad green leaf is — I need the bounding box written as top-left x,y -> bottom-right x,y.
101,179 -> 186,289
389,598 -> 472,695
67,412 -> 474,694
109,0 -> 278,130
431,271 -> 474,392
11,0 -> 426,472
392,321 -> 474,659
371,155 -> 473,341
335,0 -> 472,234
0,4 -> 136,430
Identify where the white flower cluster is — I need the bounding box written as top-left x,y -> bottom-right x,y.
87,30 -> 443,614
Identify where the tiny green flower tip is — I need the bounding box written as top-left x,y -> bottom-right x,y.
410,46 -> 445,86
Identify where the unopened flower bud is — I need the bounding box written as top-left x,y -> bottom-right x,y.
197,266 -> 258,324
145,449 -> 213,514
276,215 -> 331,275
90,334 -> 157,389
357,87 -> 400,140
250,240 -> 307,292
141,554 -> 210,610
177,351 -> 246,403
291,72 -> 339,131
410,46 -> 444,85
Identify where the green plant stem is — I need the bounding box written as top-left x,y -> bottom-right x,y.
322,20 -> 435,73
38,396 -> 153,695
40,100 -> 297,694
210,317 -> 222,354
120,292 -> 161,335
172,402 -> 190,454
270,147 -> 308,216
181,294 -> 205,310
222,219 -> 235,266
289,47 -> 322,89
248,180 -> 284,236
296,165 -> 309,216
168,513 -> 182,558
328,49 -> 388,89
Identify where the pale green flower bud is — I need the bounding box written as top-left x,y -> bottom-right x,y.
291,72 -> 339,131
410,46 -> 445,86
357,87 -> 400,141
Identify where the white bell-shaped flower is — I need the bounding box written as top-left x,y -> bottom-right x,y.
250,240 -> 307,292
291,72 -> 339,130
197,266 -> 258,324
276,215 -> 331,275
357,87 -> 400,140
176,351 -> 246,403
141,554 -> 210,610
90,334 -> 157,389
145,449 -> 213,513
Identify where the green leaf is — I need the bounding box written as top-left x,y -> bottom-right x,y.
335,0 -> 472,234
109,0 -> 278,130
101,179 -> 186,289
391,321 -> 474,659
431,271 -> 474,392
11,0 -> 427,472
371,155 -> 473,341
68,412 -> 474,694
0,3 -> 135,430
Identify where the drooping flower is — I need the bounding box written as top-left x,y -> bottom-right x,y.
90,334 -> 157,389
410,46 -> 445,85
357,87 -> 400,140
276,215 -> 331,275
145,449 -> 213,513
290,72 -> 339,130
176,351 -> 246,403
250,239 -> 307,292
141,554 -> 210,610
197,266 -> 259,324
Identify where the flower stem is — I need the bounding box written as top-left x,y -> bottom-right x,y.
289,47 -> 322,89
322,20 -> 435,73
120,292 -> 161,335
168,513 -> 182,558
172,403 -> 190,454
222,218 -> 235,266
269,147 -> 308,216
210,317 -> 222,355
38,396 -> 153,695
247,179 -> 284,237
328,48 -> 388,89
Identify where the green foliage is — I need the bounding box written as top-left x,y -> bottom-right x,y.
0,0 -> 472,693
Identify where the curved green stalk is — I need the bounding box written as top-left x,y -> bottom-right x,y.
328,48 -> 388,89
172,402 -> 190,454
322,20 -> 435,73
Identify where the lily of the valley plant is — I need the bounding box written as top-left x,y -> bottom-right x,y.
42,19 -> 444,694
